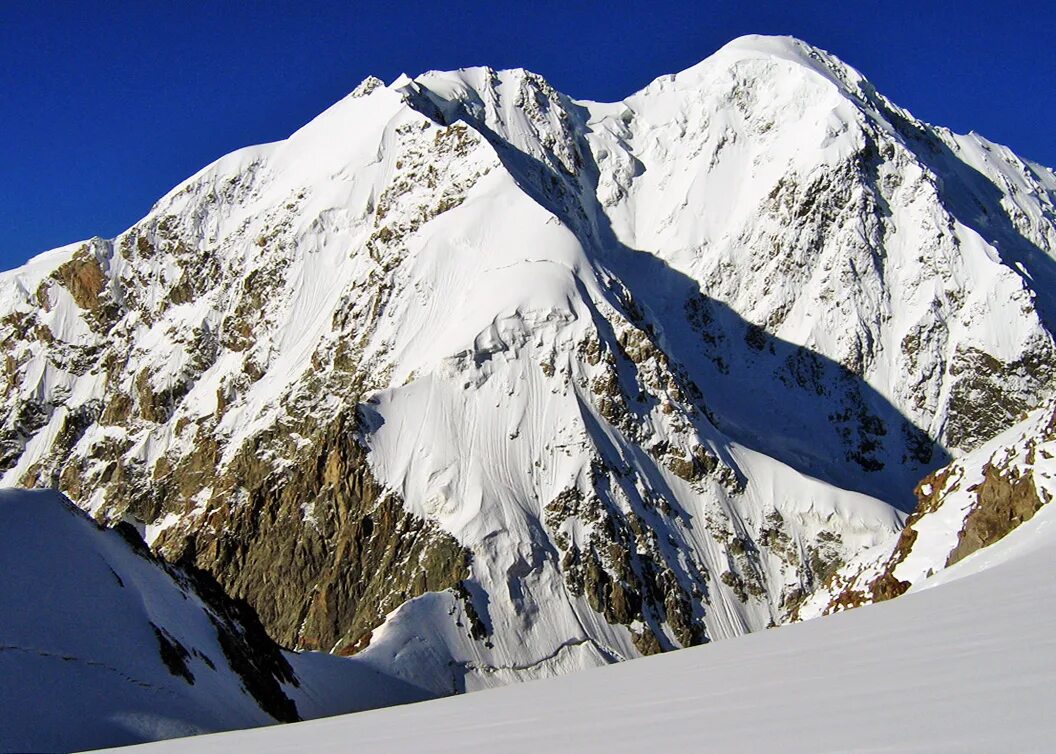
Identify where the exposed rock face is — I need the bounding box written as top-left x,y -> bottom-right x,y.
158,410 -> 471,654
168,543 -> 302,723
543,473 -> 707,652
946,454 -> 1049,567
52,248 -> 107,310
946,346 -> 1055,451
2,36 -> 1056,692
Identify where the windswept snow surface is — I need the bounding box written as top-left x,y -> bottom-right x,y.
99,503 -> 1056,754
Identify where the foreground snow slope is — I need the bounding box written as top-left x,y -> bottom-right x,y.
0,490 -> 431,753
101,502 -> 1056,754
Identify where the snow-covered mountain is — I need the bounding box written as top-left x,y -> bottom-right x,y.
2,33 -> 1056,701
0,489 -> 431,752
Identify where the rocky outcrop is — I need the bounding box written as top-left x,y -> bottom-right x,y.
544,473 -> 708,652
52,247 -> 107,310
945,346 -> 1055,451
801,398 -> 1056,617
946,456 -> 1049,567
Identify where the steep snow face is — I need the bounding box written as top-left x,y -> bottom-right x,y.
97,498 -> 1056,754
0,35 -> 1054,696
0,489 -> 432,752
799,395 -> 1056,618
584,35 -> 1056,490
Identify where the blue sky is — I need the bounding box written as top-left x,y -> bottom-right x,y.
1,1 -> 1053,270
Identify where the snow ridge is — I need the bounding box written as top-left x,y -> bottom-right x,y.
0,489 -> 431,752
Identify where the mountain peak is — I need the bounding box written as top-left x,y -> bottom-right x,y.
350,75 -> 385,98
636,34 -> 867,106
717,33 -> 813,58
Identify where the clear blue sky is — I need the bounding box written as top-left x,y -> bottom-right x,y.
2,1 -> 1053,270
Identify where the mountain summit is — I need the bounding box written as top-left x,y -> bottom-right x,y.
2,35 -> 1055,701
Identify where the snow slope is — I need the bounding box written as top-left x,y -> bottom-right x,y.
1,33 -> 1055,703
0,489 -> 431,753
99,493 -> 1056,754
